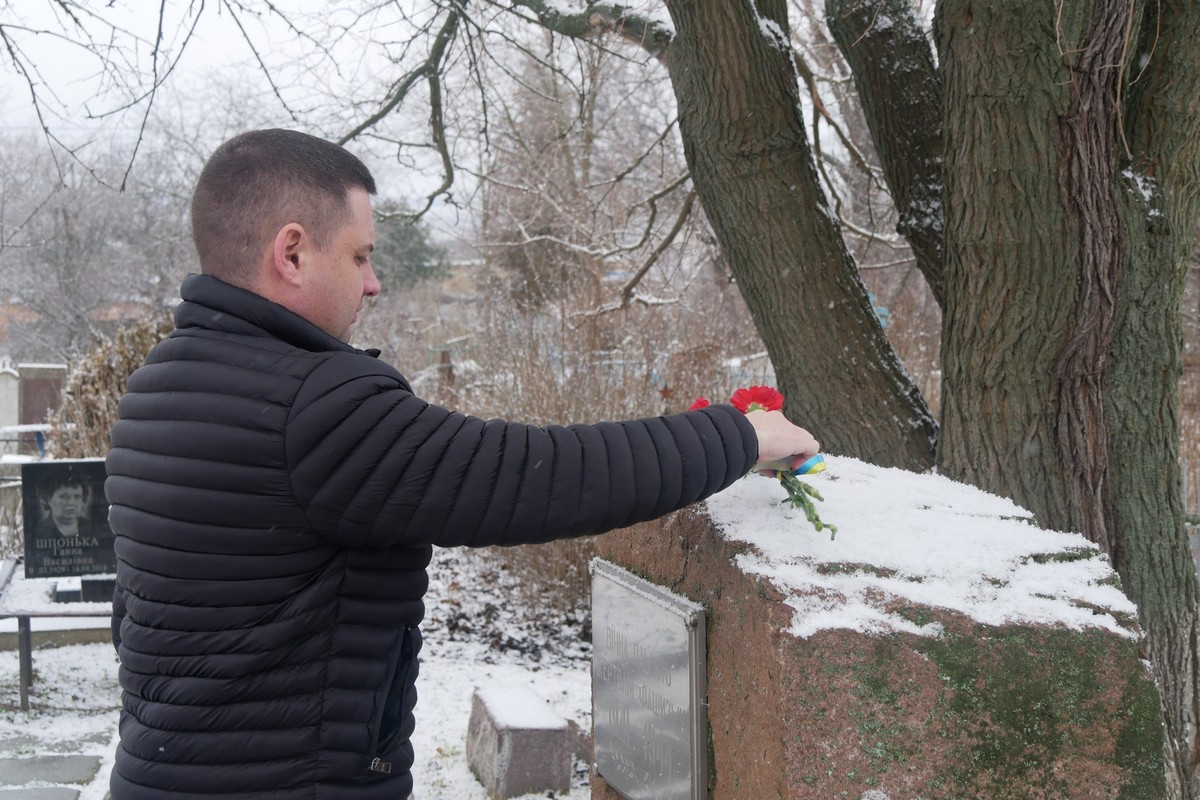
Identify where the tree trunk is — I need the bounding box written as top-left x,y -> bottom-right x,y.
661,0 -> 936,469
934,0 -> 1080,517
825,0 -> 946,309
1113,2 -> 1200,795
934,0 -> 1200,794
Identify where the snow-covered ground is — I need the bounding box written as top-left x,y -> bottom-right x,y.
0,546 -> 595,800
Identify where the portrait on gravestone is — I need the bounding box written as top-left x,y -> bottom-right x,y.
22,460 -> 115,578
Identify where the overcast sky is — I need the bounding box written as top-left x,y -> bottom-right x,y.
2,4 -> 258,134
0,2 -> 467,233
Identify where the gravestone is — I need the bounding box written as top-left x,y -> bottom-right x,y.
466,686 -> 571,799
591,456 -> 1166,800
21,460 -> 115,581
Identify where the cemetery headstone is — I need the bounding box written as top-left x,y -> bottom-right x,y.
22,459 -> 115,580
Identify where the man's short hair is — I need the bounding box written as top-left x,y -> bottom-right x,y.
191,129 -> 377,286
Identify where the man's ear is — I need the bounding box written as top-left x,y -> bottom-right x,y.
270,223 -> 308,288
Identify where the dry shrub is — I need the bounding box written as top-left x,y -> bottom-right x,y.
46,313 -> 174,459
0,482 -> 20,557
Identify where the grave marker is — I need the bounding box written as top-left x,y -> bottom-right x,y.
21,460 -> 114,579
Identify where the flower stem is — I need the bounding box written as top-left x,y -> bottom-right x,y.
778,472 -> 837,539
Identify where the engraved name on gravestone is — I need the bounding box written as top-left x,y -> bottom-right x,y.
591,559 -> 707,800
22,459 -> 115,579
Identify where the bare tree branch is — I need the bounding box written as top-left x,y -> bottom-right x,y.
826,0 -> 946,307
338,6 -> 461,143
1,1 -> 207,186
622,189 -> 696,307
499,0 -> 673,61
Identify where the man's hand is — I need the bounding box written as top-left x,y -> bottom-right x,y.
744,409 -> 820,472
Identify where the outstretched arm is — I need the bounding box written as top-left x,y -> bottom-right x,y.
289,358 -> 768,549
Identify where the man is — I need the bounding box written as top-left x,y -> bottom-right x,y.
105,128 -> 819,799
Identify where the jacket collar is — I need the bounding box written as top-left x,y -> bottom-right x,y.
175,273 -> 381,358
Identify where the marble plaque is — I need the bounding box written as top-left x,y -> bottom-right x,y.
591,559 -> 706,800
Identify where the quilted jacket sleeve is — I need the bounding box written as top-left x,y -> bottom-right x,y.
287,354 -> 758,549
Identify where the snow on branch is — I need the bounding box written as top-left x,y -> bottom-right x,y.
502,0 -> 674,61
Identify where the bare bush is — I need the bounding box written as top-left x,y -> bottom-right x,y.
46,313 -> 173,459
0,485 -> 20,558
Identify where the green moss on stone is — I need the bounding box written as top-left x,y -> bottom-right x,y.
895,605 -> 937,628
815,562 -> 899,579
1026,547 -> 1099,565
1114,668 -> 1169,799
813,626 -> 1164,798
915,627 -> 1164,798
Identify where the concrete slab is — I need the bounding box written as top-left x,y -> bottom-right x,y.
0,756 -> 100,786
0,790 -> 80,799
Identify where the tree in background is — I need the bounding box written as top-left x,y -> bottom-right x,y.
0,132 -> 193,360
372,201 -> 451,292
0,101 -> 448,360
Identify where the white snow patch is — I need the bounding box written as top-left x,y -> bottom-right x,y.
473,685 -> 567,730
705,455 -> 1136,640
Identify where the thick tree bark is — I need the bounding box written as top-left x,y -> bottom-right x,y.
934,0 -> 1084,515
1114,2 -> 1200,795
825,0 -> 946,309
660,0 -> 936,469
934,1 -> 1200,795
1051,0 -> 1129,559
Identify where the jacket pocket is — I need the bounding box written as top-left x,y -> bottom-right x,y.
364,626 -> 415,777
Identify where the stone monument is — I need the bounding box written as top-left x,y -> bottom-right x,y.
21,460 -> 116,591
591,456 -> 1164,799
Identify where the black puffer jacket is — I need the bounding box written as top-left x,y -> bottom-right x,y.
105,274 -> 759,799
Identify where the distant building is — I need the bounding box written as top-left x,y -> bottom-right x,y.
0,361 -> 66,458
0,359 -> 16,430
0,299 -> 42,359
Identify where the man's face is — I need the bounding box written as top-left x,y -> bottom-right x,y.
305,187 -> 381,341
48,485 -> 84,529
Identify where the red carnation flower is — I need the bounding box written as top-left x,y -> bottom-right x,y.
729,385 -> 784,413
717,384 -> 836,538
688,397 -> 711,411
